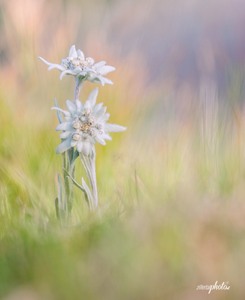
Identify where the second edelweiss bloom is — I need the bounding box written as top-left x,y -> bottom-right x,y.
39,45 -> 115,85
52,88 -> 126,156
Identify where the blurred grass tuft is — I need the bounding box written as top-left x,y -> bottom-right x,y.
1,0 -> 245,299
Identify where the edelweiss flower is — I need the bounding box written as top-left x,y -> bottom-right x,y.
52,88 -> 126,156
39,45 -> 115,85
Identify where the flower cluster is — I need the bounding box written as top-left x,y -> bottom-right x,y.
53,88 -> 126,156
39,45 -> 115,85
39,44 -> 125,212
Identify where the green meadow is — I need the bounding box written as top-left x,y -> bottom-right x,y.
1,0 -> 245,299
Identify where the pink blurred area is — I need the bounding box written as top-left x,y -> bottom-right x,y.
0,0 -> 245,128
1,0 -> 245,87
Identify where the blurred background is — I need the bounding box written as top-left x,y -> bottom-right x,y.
1,0 -> 245,299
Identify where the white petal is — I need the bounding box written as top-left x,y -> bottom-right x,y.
95,135 -> 106,145
98,77 -> 106,86
60,131 -> 72,139
91,75 -> 113,85
71,140 -> 77,147
66,100 -> 76,113
39,56 -> 52,66
87,88 -> 98,107
77,141 -> 83,152
69,45 -> 77,58
60,70 -> 75,79
101,77 -> 113,85
73,66 -> 82,73
84,100 -> 91,110
98,66 -> 115,75
102,133 -> 112,140
93,103 -> 103,114
79,70 -> 89,77
64,116 -> 73,122
51,107 -> 71,117
56,122 -> 72,131
75,99 -> 83,112
77,49 -> 85,60
56,138 -> 72,154
87,67 -> 95,73
82,142 -> 91,156
90,76 -> 105,85
105,123 -> 126,132
48,63 -> 65,71
94,106 -> 107,118
93,61 -> 106,68
97,112 -> 110,122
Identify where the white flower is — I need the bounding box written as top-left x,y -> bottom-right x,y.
39,45 -> 115,85
52,88 -> 126,156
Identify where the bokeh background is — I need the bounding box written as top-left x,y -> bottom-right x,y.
1,0 -> 245,299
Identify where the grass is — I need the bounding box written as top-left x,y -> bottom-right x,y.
1,79 -> 245,300
1,1 -> 245,297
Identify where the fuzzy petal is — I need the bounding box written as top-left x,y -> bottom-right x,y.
56,138 -> 72,154
77,141 -> 83,152
73,66 -> 82,73
84,100 -> 92,111
39,56 -> 51,66
60,131 -> 72,139
82,142 -> 91,156
66,100 -> 76,114
95,135 -> 106,145
54,99 -> 63,123
94,106 -> 107,118
77,49 -> 85,60
60,70 -> 76,80
98,65 -> 115,75
48,63 -> 65,71
91,75 -> 113,85
71,140 -> 77,147
51,107 -> 71,117
39,57 -> 65,71
56,122 -> 72,131
97,112 -> 110,122
75,99 -> 83,112
102,133 -> 112,140
69,45 -> 77,58
87,88 -> 98,107
93,61 -> 106,68
91,76 -> 105,85
78,70 -> 89,77
105,123 -> 126,132
93,103 -> 103,114
100,77 -> 113,85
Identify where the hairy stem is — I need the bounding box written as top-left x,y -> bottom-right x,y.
63,168 -> 91,208
80,148 -> 98,209
74,77 -> 83,99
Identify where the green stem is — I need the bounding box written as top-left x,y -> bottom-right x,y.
63,149 -> 75,214
63,169 -> 91,208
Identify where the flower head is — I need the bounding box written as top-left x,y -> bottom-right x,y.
39,45 -> 115,85
52,88 -> 126,156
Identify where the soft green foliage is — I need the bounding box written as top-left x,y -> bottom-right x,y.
1,0 -> 245,298
1,84 -> 245,299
